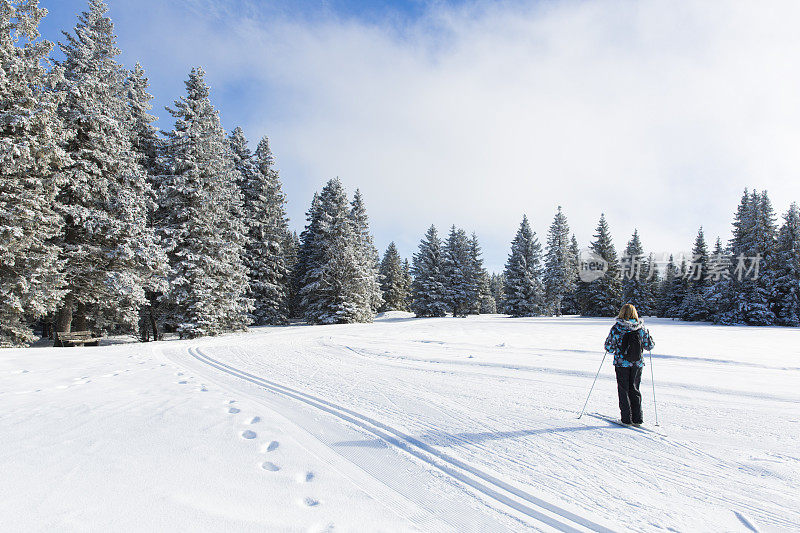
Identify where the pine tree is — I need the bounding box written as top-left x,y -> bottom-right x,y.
560,235 -> 581,314
401,259 -> 413,311
297,179 -> 373,324
229,127 -> 257,193
411,225 -> 449,317
543,207 -> 576,315
379,242 -> 409,311
657,255 -> 677,317
0,0 -> 67,346
747,191 -> 778,325
349,189 -> 382,319
490,273 -> 506,314
469,233 -> 495,314
704,238 -> 728,319
643,253 -> 661,315
299,180 -> 354,323
232,129 -> 290,325
293,193 -> 321,319
713,190 -> 777,325
680,227 -> 711,321
124,62 -> 167,341
621,229 -> 654,315
55,0 -> 163,334
578,214 -> 622,316
690,228 -> 710,289
441,226 -> 472,316
503,215 -> 545,317
666,256 -> 689,318
284,230 -> 301,318
771,203 -> 800,326
124,63 -> 161,179
157,67 -> 251,337
713,190 -> 753,324
477,270 -> 496,313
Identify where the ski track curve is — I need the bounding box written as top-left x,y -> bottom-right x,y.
330,339 -> 799,405
187,346 -> 618,533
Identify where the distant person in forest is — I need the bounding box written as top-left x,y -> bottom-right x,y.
604,304 -> 655,426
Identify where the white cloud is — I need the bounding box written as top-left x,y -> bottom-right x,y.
111,0 -> 800,271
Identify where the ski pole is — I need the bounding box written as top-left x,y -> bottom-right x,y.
649,350 -> 659,426
578,351 -> 608,419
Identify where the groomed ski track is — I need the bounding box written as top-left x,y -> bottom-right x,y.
185,346 -> 616,533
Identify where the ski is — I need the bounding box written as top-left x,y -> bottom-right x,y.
587,412 -> 664,436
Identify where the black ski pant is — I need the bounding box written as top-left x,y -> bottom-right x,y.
615,365 -> 643,424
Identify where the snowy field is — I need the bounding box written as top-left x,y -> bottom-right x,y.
1,315 -> 798,532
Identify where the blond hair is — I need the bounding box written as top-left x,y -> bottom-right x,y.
618,303 -> 639,321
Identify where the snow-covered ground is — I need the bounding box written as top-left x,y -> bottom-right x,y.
2,314 -> 798,532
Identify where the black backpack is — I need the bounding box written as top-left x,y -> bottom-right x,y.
620,330 -> 643,363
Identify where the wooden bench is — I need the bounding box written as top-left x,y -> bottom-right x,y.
54,331 -> 101,347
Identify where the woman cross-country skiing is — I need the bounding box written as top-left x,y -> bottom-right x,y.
604,304 -> 655,426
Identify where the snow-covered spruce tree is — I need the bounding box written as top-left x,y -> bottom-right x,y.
747,191 -> 778,325
469,233 -> 495,314
703,237 -> 727,320
643,252 -> 661,315
577,214 -> 622,317
125,63 -> 161,179
0,0 -> 67,346
560,235 -> 581,314
293,193 -> 321,319
229,127 -> 257,196
665,257 -> 689,318
679,227 -> 710,321
477,270 -> 496,314
544,206 -> 577,316
390,244 -> 414,312
466,232 -> 482,314
713,190 -> 777,325
124,62 -> 168,341
296,179 -> 375,324
711,190 -> 754,324
712,190 -> 751,323
379,242 -> 410,311
283,230 -> 300,318
410,225 -> 449,317
503,215 -> 545,317
442,226 -> 474,317
349,189 -> 383,319
771,203 -> 800,326
656,254 -> 677,317
690,228 -> 710,288
231,129 -> 290,325
55,0 -> 164,334
253,135 -> 291,323
621,229 -> 654,315
157,67 -> 251,337
490,273 -> 506,313
402,259 -> 413,310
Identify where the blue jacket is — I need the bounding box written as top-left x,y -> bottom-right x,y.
604,318 -> 655,368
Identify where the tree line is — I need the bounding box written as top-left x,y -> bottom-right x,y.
391,191 -> 799,328
3,1 -> 799,348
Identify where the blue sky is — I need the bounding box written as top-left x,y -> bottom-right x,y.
36,0 -> 800,273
